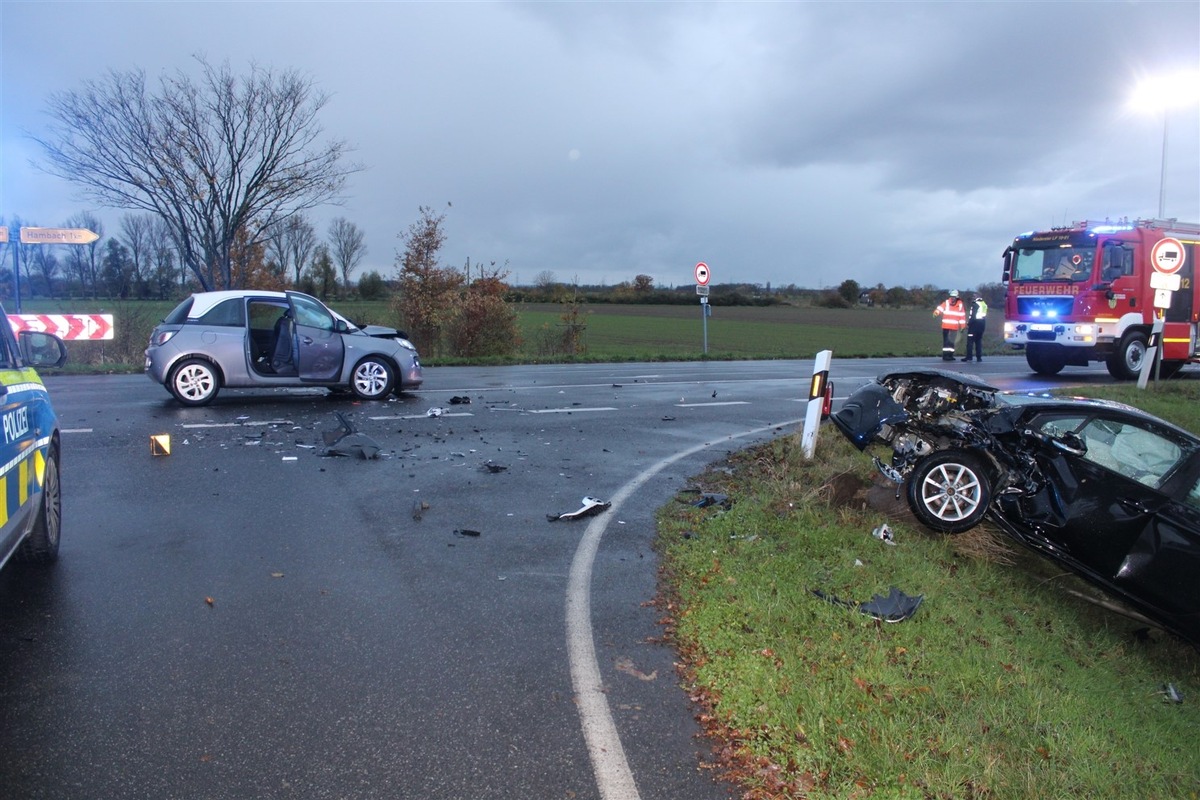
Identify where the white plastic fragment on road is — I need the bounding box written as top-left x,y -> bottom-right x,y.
547,496 -> 612,522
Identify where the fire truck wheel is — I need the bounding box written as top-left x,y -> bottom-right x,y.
1106,331 -> 1147,381
1025,345 -> 1064,376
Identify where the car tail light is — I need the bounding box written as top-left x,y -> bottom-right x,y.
150,329 -> 176,346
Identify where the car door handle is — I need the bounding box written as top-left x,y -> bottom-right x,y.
301,336 -> 313,345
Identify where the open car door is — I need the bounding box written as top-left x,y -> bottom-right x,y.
286,292 -> 345,382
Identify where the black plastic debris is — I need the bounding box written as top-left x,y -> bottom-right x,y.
692,493 -> 731,510
480,462 -> 508,473
811,586 -> 924,623
547,496 -> 612,522
449,395 -> 472,405
453,528 -> 482,537
321,411 -> 382,459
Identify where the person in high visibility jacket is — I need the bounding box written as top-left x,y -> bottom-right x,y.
963,295 -> 988,362
932,289 -> 966,361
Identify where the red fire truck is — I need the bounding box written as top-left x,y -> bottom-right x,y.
1002,218 -> 1200,379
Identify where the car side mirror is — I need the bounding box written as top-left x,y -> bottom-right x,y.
18,331 -> 68,369
334,319 -> 349,333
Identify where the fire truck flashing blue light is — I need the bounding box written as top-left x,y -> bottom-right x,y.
1090,224 -> 1135,234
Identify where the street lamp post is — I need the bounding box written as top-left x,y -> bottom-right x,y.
1157,109 -> 1168,219
1131,71 -> 1200,220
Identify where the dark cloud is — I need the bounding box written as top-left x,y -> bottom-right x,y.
2,1 -> 1196,292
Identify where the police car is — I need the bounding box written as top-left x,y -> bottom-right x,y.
0,303 -> 68,570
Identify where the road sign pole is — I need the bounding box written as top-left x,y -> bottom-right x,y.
693,262 -> 711,355
13,236 -> 21,314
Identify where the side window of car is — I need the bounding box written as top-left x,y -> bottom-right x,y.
1037,416 -> 1086,439
198,298 -> 247,327
291,296 -> 334,331
1077,418 -> 1181,488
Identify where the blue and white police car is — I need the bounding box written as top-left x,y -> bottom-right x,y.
0,303 -> 67,570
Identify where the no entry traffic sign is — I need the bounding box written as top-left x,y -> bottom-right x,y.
695,262 -> 710,286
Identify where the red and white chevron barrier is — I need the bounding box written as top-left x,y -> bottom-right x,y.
8,314 -> 114,341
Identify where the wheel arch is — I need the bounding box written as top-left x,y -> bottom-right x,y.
168,353 -> 226,386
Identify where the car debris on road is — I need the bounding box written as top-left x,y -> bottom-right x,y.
547,497 -> 612,522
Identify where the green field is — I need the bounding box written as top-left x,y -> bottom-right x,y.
20,298 -> 994,368
514,303 -> 967,360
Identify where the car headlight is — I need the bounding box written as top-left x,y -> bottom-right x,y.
394,337 -> 417,352
150,330 -> 177,346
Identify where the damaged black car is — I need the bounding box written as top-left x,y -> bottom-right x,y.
831,369 -> 1200,645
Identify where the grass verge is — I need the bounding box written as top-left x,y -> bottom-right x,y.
656,391 -> 1200,799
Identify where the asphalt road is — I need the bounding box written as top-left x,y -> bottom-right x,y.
0,356 -> 1118,799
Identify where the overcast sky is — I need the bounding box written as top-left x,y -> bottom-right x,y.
2,1 -> 1198,291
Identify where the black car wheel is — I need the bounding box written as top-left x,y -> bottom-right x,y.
906,450 -> 992,533
169,358 -> 221,406
350,357 -> 395,400
1106,331 -> 1147,381
17,442 -> 61,564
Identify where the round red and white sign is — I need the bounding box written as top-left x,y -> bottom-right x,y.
695,262 -> 710,285
1151,238 -> 1186,274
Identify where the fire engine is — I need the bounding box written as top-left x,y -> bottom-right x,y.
1002,218 -> 1200,379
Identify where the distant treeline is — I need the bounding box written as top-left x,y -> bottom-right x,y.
503,279 -> 1006,310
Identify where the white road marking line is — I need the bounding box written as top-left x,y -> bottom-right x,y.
61,428 -> 93,433
528,407 -> 618,414
674,400 -> 750,407
181,420 -> 294,429
368,412 -> 475,420
567,416 -> 803,800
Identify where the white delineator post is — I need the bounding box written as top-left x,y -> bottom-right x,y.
802,349 -> 832,459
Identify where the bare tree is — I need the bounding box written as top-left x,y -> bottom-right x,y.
265,215 -> 317,287
328,217 -> 366,290
149,218 -> 180,298
30,57 -> 359,291
64,211 -> 104,296
305,244 -> 338,299
30,244 -> 60,299
119,213 -> 155,297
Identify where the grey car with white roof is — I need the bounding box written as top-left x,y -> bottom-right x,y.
145,290 -> 423,406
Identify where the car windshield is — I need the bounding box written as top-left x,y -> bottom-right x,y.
1010,246 -> 1095,283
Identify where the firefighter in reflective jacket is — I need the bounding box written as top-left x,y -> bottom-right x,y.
933,289 -> 966,361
